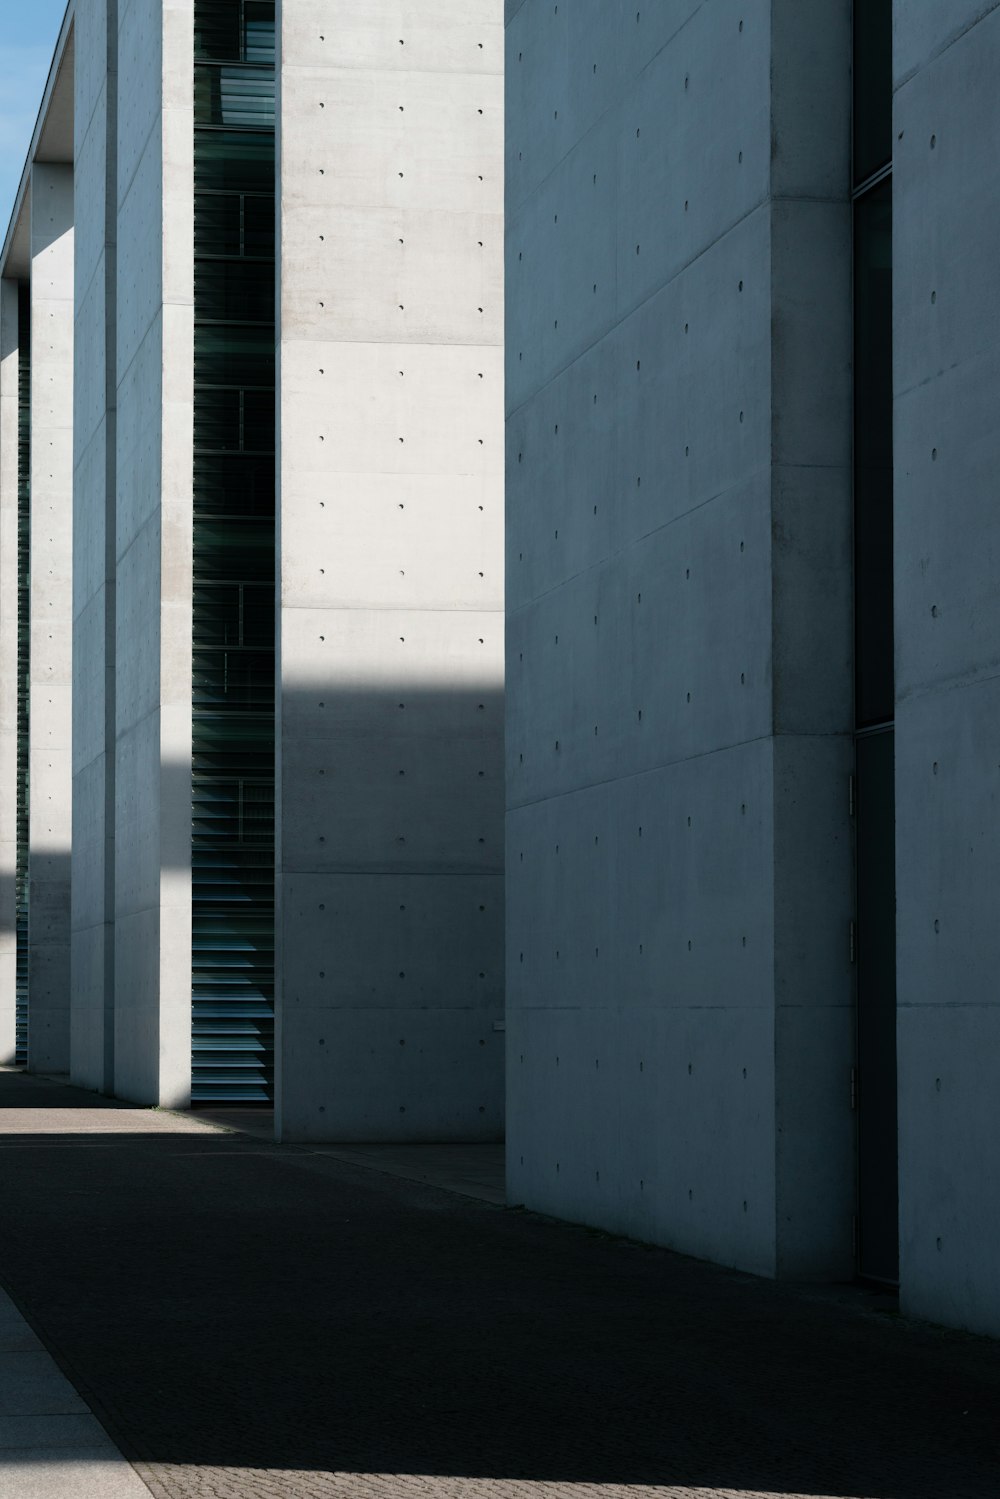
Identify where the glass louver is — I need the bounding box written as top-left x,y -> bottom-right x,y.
192,0 -> 275,1103
15,287 -> 30,1067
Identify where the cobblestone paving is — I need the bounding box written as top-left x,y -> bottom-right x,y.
1,1071 -> 998,1499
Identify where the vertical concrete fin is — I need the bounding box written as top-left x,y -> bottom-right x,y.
114,0 -> 193,1107
276,0 -> 506,1142
768,0 -> 855,1278
0,280 -> 19,1065
28,164 -> 75,1075
72,0 -> 120,1096
893,1 -> 1000,1338
506,0 -> 853,1277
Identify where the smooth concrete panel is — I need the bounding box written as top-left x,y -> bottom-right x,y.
282,1 -> 502,78
277,0 -> 505,1142
113,0 -> 193,1107
506,743 -> 775,1021
507,205 -> 772,609
897,1003 -> 1000,1340
893,4 -> 1000,1335
505,1 -> 853,1278
281,871 -> 504,1014
507,475 -> 774,812
72,0 -> 118,1095
280,207 -> 502,348
280,1007 -> 504,1142
507,1004 -> 777,1277
281,472 -> 503,613
28,166 -> 74,1075
896,678 -> 1000,1335
0,282 -> 19,1064
893,0 -> 1000,83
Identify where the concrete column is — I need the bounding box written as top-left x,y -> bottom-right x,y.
113,0 -> 193,1105
893,2 -> 1000,1338
0,280 -> 19,1064
27,165 -> 74,1074
71,0 -> 119,1093
276,1 -> 506,1140
505,0 -> 853,1277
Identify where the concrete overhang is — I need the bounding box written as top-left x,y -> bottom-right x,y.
0,2 -> 76,282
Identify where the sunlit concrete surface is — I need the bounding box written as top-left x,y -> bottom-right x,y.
0,1289 -> 153,1498
276,0 -> 506,1144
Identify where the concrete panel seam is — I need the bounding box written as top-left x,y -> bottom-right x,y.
893,0 -> 1000,90
505,199 -> 770,419
506,730 -> 778,815
506,463 -> 773,612
507,0 -> 707,214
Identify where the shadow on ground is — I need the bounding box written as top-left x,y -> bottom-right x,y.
0,1070 -> 997,1499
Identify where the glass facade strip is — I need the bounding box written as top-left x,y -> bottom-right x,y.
194,66 -> 276,130
195,130 -> 274,196
192,0 -> 276,1104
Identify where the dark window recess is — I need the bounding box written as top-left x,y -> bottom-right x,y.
196,0 -> 274,63
195,258 -> 274,324
854,180 -> 893,729
195,66 -> 275,129
195,130 -> 274,196
195,193 -> 275,258
853,0 -> 892,186
194,388 -> 274,454
15,287 -> 30,1067
193,0 -> 276,1105
195,325 -> 275,390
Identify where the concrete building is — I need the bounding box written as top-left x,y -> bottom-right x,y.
0,0 -> 505,1140
3,0 -> 999,1348
506,0 -> 1000,1341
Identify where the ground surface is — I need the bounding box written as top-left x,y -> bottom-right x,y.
0,1069 -> 997,1499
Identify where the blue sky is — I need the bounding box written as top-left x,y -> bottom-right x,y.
0,3 -> 70,240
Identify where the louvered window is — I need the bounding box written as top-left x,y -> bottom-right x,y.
193,0 -> 275,1103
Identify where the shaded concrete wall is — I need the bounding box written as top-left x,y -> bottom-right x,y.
505,0 -> 854,1276
114,0 -> 193,1105
28,165 -> 75,1074
0,280 -> 19,1064
894,1 -> 1000,1338
276,1 -> 505,1141
72,0 -> 119,1094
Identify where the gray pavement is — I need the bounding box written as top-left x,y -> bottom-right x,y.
0,1288 -> 152,1497
0,1067 -> 998,1499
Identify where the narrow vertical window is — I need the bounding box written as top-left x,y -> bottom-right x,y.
853,0 -> 897,1285
192,0 -> 276,1103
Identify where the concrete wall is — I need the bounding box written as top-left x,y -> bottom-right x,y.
114,0 -> 193,1105
505,0 -> 854,1276
28,165 -> 75,1074
894,1 -> 1000,1338
0,280 -> 19,1064
72,0 -> 119,1094
276,0 -> 506,1141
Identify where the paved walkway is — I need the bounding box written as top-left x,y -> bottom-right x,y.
0,1069 -> 998,1499
0,1285 -> 153,1497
